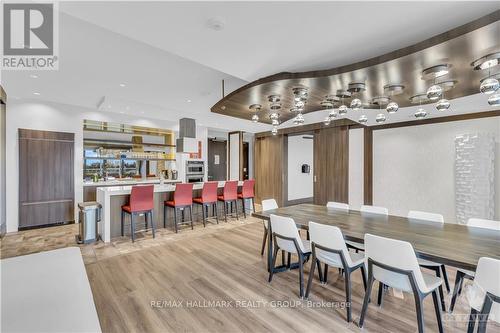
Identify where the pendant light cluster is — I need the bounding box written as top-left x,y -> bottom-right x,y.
291,87 -> 308,126
268,95 -> 281,135
472,52 -> 500,106
320,95 -> 339,125
249,104 -> 261,123
422,64 -> 454,117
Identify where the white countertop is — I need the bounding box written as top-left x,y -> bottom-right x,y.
1,247 -> 102,332
97,181 -> 243,196
83,178 -> 181,187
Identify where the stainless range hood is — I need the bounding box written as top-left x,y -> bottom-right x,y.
176,118 -> 198,153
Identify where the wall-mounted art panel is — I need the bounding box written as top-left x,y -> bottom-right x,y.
455,133 -> 495,224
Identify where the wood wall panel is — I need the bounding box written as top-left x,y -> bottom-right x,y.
254,135 -> 285,206
363,127 -> 373,205
18,129 -> 74,229
313,126 -> 349,205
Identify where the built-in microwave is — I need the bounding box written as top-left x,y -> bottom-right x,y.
186,161 -> 205,175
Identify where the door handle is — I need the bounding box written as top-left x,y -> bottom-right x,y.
314,175 -> 317,182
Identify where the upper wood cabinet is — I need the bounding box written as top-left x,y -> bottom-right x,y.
18,129 -> 75,229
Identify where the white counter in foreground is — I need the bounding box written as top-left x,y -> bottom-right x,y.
96,181 -> 243,242
1,247 -> 101,333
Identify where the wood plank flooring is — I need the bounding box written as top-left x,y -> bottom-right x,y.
1,215 -> 498,333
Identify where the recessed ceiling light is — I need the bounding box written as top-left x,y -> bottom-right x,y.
471,52 -> 500,70
33,92 -> 40,96
421,64 -> 450,80
207,17 -> 225,31
29,74 -> 38,79
119,83 -> 126,87
187,99 -> 192,103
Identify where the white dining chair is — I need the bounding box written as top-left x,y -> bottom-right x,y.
306,222 -> 366,322
406,210 -> 449,311
466,257 -> 500,333
326,201 -> 349,211
359,234 -> 444,333
260,199 -> 278,255
268,214 -> 311,298
345,205 -> 389,253
450,218 -> 500,313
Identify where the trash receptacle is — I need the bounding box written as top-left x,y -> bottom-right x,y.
76,202 -> 101,244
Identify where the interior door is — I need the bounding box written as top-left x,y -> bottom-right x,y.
208,139 -> 227,181
313,126 -> 349,205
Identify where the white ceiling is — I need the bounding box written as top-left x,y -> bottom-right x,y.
59,1 -> 499,81
2,1 -> 499,133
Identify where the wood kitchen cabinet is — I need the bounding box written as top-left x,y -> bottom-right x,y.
18,129 -> 74,229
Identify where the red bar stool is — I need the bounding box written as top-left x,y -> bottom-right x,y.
238,179 -> 255,218
217,181 -> 239,222
193,182 -> 219,227
164,183 -> 193,233
121,185 -> 155,242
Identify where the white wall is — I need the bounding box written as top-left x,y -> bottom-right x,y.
373,117 -> 500,223
5,100 -> 211,233
287,135 -> 313,201
348,128 -> 364,210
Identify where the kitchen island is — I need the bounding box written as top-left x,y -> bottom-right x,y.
83,178 -> 181,201
96,181 -> 244,242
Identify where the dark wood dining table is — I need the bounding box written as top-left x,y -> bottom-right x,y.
252,204 -> 500,272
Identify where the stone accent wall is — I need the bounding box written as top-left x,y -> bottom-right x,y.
455,133 -> 495,225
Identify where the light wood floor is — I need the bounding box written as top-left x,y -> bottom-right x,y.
1,215 -> 497,333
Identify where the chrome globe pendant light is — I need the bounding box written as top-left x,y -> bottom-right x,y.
426,83 -> 442,101
472,53 -> 500,97
323,117 -> 331,126
414,98 -> 427,119
435,83 -> 450,111
386,101 -> 399,114
488,93 -> 500,106
358,115 -> 368,124
249,104 -> 261,123
271,126 -> 278,136
338,97 -> 348,115
348,82 -> 365,111
375,102 -> 386,123
384,84 -> 403,114
479,70 -> 500,95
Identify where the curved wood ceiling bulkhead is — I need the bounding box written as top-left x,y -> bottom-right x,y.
211,11 -> 500,124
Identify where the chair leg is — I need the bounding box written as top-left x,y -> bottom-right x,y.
252,198 -> 256,213
268,246 -> 279,282
235,200 -> 239,220
305,255 -> 316,298
345,270 -> 352,322
201,204 -> 206,227
450,270 -> 465,313
360,266 -> 367,291
260,227 -> 267,256
323,264 -> 329,283
358,273 -> 375,328
214,203 -> 219,224
298,254 -> 305,298
241,198 -> 246,218
414,295 -> 425,333
189,206 -> 193,230
377,281 -> 384,306
150,211 -> 155,238
467,308 -> 477,333
223,202 -> 227,222
286,252 -> 291,268
432,290 -> 444,333
121,211 -> 125,236
163,205 -> 167,228
174,208 -> 178,233
441,265 -> 450,293
315,260 -> 323,283
435,266 -> 446,311
130,213 -> 135,242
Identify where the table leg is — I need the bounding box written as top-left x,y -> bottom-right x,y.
267,221 -> 273,272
